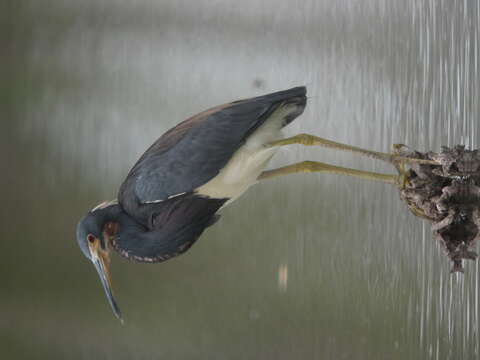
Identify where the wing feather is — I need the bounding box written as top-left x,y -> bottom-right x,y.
118,87 -> 306,218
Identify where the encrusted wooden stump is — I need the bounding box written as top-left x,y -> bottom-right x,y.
394,145 -> 480,272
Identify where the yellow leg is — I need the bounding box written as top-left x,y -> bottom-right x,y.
391,144 -> 410,188
268,134 -> 437,166
258,161 -> 399,185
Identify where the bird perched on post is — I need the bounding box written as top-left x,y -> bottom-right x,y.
77,86 -> 418,320
77,87 -> 308,321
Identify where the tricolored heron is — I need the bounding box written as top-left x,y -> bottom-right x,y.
76,86 -> 434,321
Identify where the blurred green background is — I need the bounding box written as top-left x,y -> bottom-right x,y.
2,1 -> 480,359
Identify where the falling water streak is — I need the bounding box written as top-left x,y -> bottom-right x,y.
476,259 -> 479,356
419,216 -> 426,349
418,1 -> 478,357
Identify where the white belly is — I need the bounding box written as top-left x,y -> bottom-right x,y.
195,113 -> 284,204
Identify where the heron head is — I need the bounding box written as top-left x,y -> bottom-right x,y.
76,201 -> 123,322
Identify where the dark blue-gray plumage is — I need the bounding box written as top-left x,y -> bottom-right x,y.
119,86 -> 307,226
76,86 -> 307,320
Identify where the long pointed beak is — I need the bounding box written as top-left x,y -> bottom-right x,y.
91,248 -> 123,323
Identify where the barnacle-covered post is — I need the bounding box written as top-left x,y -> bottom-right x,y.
394,145 -> 480,272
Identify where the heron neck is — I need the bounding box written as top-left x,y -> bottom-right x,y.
104,197 -> 225,263
103,206 -> 153,260
105,205 -> 187,263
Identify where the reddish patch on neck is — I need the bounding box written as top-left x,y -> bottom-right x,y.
104,222 -> 119,237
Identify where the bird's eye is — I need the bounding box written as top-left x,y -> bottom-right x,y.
87,234 -> 96,243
